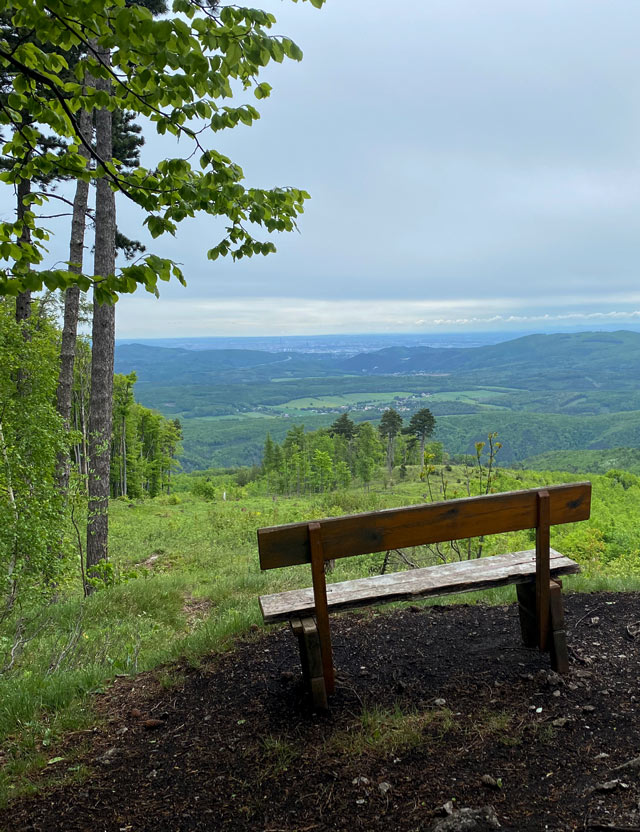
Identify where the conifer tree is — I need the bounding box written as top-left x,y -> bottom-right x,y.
329,412 -> 356,440
405,408 -> 436,471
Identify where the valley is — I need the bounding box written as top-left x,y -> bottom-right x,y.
115,330 -> 640,469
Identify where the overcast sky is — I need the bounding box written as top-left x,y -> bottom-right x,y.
22,0 -> 640,336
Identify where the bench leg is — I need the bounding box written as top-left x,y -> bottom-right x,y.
548,579 -> 569,674
516,581 -> 537,648
290,617 -> 328,709
517,579 -> 569,672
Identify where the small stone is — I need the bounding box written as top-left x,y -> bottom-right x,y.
95,747 -> 120,766
378,781 -> 392,795
428,805 -> 501,830
552,717 -> 573,728
355,798 -> 366,805
590,779 -> 622,794
614,755 -> 640,772
594,752 -> 609,760
130,708 -> 143,719
434,698 -> 446,707
481,774 -> 500,789
553,690 -> 561,697
352,776 -> 369,786
582,705 -> 596,713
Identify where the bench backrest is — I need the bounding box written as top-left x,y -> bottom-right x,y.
258,483 -> 591,570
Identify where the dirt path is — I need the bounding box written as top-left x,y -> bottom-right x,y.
3,592 -> 640,832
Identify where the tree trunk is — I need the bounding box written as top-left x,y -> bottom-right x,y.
122,417 -> 127,497
15,177 -> 31,328
86,50 -> 116,587
387,437 -> 394,475
56,106 -> 92,495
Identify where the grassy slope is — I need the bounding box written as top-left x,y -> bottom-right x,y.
1,465 -> 640,802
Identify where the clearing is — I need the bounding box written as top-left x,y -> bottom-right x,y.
2,591 -> 639,832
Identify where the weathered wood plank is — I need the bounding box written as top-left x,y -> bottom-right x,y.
259,548 -> 579,624
549,580 -> 569,674
298,617 -> 327,709
258,483 -> 591,570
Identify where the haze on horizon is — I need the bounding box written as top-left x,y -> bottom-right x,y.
12,0 -> 640,338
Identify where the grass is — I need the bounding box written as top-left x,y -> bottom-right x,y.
1,466 -> 640,805
327,704 -> 456,757
260,736 -> 300,779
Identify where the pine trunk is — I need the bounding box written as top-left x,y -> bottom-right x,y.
86,51 -> 116,585
56,107 -> 92,495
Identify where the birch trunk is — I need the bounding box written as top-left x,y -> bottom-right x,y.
15,177 -> 31,327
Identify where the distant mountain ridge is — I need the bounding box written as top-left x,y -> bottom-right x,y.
337,331 -> 640,377
116,330 -> 640,391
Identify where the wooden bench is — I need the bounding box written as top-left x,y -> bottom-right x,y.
258,483 -> 591,708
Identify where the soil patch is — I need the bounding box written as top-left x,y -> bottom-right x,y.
2,591 -> 640,832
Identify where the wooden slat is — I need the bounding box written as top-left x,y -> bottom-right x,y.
259,548 -> 579,624
258,483 -> 591,570
549,580 -> 569,673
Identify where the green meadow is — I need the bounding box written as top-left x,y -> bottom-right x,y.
1,463 -> 640,803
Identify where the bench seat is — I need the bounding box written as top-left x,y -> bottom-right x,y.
259,547 -> 580,624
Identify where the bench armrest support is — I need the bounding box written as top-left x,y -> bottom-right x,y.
309,522 -> 335,695
536,490 -> 551,650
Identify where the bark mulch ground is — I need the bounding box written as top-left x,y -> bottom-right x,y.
2,591 -> 640,832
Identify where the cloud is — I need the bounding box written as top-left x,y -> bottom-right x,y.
4,0 -> 640,335
115,293 -> 640,337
